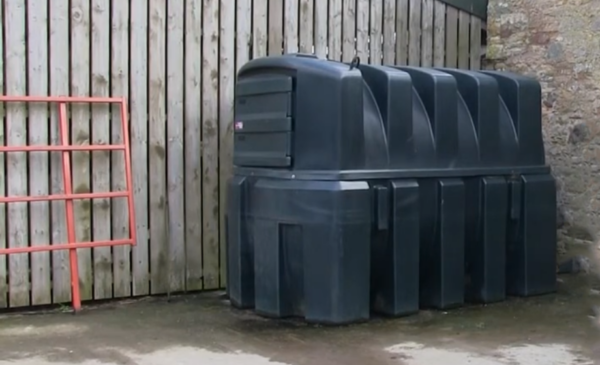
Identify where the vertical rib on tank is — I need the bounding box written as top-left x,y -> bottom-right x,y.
226,53 -> 557,325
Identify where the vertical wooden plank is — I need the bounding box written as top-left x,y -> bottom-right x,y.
342,0 -> 356,62
219,0 -> 235,288
445,6 -> 459,68
27,0 -> 51,305
328,0 -> 342,61
202,0 -> 220,290
433,1 -> 446,67
370,0 -> 383,65
458,11 -> 470,69
90,0 -> 112,300
299,0 -> 314,53
355,0 -> 369,62
112,0 -> 131,298
268,0 -> 284,56
184,0 -> 203,292
0,0 -> 6,308
5,0 -> 29,307
395,0 -> 409,65
253,0 -> 268,58
314,0 -> 329,58
470,16 -> 482,70
284,0 -> 299,53
382,0 -> 396,65
421,0 -> 434,67
71,0 -> 93,302
408,0 -> 421,65
166,0 -> 185,294
49,0 -> 71,304
130,0 -> 150,296
237,1 -> 252,71
148,0 -> 168,294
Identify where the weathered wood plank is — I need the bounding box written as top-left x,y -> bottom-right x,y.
253,0 -> 268,58
329,0 -> 343,60
184,0 -> 203,292
470,16 -> 482,70
219,0 -> 235,288
314,0 -> 329,58
0,0 -> 6,308
236,3 -> 252,71
148,0 -> 168,294
202,0 -> 220,290
408,0 -> 421,65
27,0 -> 51,306
284,0 -> 299,53
458,10 -> 470,69
49,0 -> 71,304
370,0 -> 383,65
326,0 -> 343,61
342,0 -> 356,62
445,6 -> 459,68
421,0 -> 434,67
130,0 -> 150,296
111,0 -> 131,298
268,0 -> 284,55
166,0 -> 186,293
6,0 -> 29,308
356,0 -> 369,61
395,0 -> 409,65
91,0 -> 112,300
433,1 -> 446,67
299,0 -> 314,53
71,0 -> 93,302
382,0 -> 397,65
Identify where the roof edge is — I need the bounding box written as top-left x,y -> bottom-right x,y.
439,0 -> 487,20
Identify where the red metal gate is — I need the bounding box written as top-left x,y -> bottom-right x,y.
0,96 -> 136,311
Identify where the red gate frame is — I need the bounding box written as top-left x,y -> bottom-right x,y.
0,96 -> 136,312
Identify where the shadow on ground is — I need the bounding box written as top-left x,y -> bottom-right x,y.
0,274 -> 599,365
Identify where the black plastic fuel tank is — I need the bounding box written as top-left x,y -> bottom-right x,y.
226,54 -> 556,324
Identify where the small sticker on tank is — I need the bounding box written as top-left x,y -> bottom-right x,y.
234,121 -> 243,130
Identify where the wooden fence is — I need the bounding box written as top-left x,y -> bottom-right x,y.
0,0 -> 484,309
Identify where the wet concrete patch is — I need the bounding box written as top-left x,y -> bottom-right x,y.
0,275 -> 599,364
386,342 -> 593,365
1,348 -> 292,365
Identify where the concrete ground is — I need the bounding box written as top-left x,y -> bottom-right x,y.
1,275 -> 600,365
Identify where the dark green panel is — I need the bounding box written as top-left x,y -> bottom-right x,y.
438,0 -> 487,20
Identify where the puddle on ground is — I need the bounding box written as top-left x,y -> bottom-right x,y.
386,342 -> 593,365
0,347 -> 291,365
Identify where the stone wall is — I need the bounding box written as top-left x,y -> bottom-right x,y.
488,0 -> 600,254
